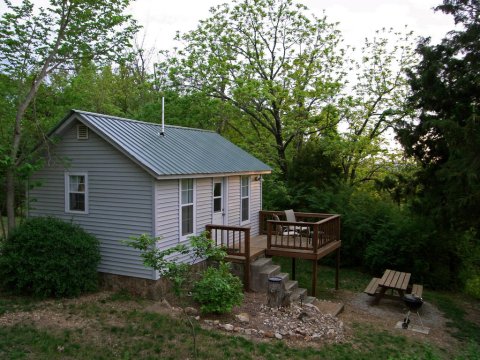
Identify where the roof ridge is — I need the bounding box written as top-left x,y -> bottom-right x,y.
73,109 -> 215,133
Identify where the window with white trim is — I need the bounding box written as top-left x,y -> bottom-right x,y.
65,172 -> 88,213
181,179 -> 195,237
241,176 -> 250,222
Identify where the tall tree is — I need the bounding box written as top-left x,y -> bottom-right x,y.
339,28 -> 417,186
0,0 -> 138,231
397,0 -> 480,290
398,0 -> 480,229
159,0 -> 344,176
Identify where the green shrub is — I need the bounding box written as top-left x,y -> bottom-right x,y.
192,262 -> 244,314
0,217 -> 100,297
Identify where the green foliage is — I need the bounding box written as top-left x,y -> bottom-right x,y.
0,217 -> 100,298
396,0 -> 480,293
400,6 -> 480,219
457,229 -> 480,299
0,0 -> 139,231
160,0 -> 344,175
125,232 -> 228,296
192,262 -> 244,314
124,233 -> 189,295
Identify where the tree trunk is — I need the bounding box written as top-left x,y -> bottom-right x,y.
6,169 -> 16,232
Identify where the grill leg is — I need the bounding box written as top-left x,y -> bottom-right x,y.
403,311 -> 411,329
416,311 -> 425,329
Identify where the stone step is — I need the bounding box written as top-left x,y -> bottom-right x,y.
260,264 -> 281,279
251,264 -> 280,292
290,287 -> 307,302
276,272 -> 290,284
250,257 -> 272,270
249,257 -> 273,292
284,279 -> 298,293
303,296 -> 316,304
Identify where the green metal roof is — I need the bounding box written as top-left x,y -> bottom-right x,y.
54,110 -> 271,178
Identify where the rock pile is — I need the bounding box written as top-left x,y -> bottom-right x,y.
203,303 -> 345,343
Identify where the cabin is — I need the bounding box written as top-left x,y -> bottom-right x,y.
29,110 -> 342,297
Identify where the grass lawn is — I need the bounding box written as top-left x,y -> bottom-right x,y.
0,267 -> 479,359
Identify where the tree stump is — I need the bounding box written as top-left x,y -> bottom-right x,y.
267,277 -> 285,308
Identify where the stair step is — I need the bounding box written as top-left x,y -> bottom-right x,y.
276,272 -> 290,283
290,287 -> 307,301
250,264 -> 281,293
284,280 -> 298,292
303,296 -> 316,304
260,264 -> 281,277
251,257 -> 272,269
249,257 -> 274,292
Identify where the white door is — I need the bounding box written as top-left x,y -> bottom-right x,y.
212,178 -> 225,225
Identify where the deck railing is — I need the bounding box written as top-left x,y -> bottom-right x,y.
205,224 -> 250,290
259,210 -> 341,253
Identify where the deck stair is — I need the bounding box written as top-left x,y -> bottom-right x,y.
249,257 -> 315,305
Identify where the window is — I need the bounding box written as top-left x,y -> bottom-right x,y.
181,179 -> 195,237
65,172 -> 88,213
213,181 -> 222,213
241,176 -> 249,222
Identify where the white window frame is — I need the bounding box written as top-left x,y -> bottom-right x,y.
179,178 -> 196,241
240,175 -> 250,224
65,172 -> 89,214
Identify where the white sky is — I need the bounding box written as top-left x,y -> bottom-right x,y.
0,1 -> 455,53
129,0 -> 455,52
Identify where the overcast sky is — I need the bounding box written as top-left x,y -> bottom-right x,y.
0,1 -> 455,52
128,0 -> 455,52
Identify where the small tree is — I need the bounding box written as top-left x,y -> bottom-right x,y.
0,0 -> 139,231
125,232 -> 227,295
125,232 -> 244,313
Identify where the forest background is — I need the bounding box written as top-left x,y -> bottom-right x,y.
0,0 -> 478,298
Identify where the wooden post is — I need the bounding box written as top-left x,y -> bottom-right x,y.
244,228 -> 251,291
267,221 -> 271,250
312,223 -> 319,252
335,248 -> 340,290
291,258 -> 296,280
312,259 -> 318,297
259,211 -> 264,235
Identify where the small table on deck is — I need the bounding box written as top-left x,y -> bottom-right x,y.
374,269 -> 411,305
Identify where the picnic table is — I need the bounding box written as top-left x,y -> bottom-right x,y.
364,269 -> 412,305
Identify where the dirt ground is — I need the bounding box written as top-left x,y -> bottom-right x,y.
0,289 -> 465,355
209,290 -> 460,352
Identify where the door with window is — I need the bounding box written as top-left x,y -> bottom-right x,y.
212,178 -> 225,225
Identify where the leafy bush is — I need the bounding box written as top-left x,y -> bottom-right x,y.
0,217 -> 100,297
192,262 -> 244,314
125,231 -> 228,296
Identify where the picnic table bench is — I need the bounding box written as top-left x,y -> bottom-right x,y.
363,269 -> 423,304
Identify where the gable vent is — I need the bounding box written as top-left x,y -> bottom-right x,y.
77,124 -> 89,140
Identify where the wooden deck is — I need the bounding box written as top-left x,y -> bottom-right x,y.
207,210 -> 342,296
227,234 -> 341,262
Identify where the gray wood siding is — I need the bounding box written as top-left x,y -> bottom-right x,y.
154,179 -> 179,250
154,178 -> 213,272
154,178 -> 212,244
250,177 -> 261,236
227,176 -> 241,226
28,121 -> 154,279
225,175 -> 261,235
196,178 -> 212,234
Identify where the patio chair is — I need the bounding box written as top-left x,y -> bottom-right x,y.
284,209 -> 310,235
272,214 -> 297,236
